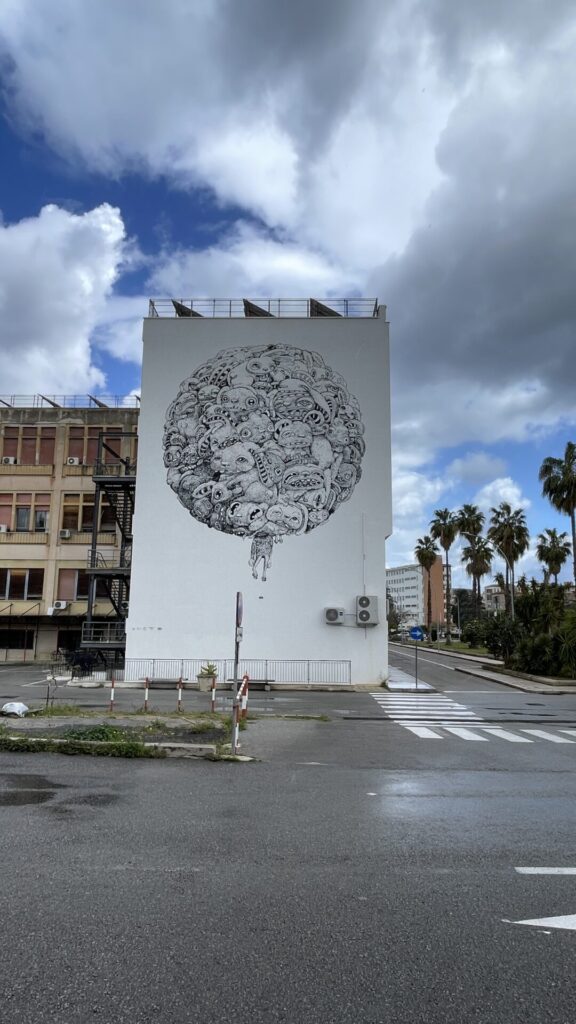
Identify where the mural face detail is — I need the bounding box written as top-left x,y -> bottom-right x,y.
163,344 -> 365,579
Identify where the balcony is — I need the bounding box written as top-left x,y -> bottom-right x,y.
92,461 -> 136,484
86,550 -> 130,572
0,463 -> 54,476
0,531 -> 49,544
81,621 -> 126,648
58,531 -> 117,546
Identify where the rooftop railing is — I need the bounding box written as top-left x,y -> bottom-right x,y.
148,298 -> 379,318
0,395 -> 140,409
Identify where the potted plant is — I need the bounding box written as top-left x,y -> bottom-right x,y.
197,662 -> 218,692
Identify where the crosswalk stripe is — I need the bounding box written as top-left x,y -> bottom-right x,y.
404,726 -> 443,738
559,729 -> 576,737
444,727 -> 489,741
480,727 -> 532,743
521,729 -> 575,744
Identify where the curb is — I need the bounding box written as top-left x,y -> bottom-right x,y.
389,642 -> 503,665
0,734 -> 218,758
453,665 -> 576,694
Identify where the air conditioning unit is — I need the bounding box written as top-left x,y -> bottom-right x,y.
1,457 -> 16,465
53,600 -> 68,611
325,607 -> 345,625
66,456 -> 82,466
59,529 -> 72,540
0,524 -> 9,533
356,595 -> 379,626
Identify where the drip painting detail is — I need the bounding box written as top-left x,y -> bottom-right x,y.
163,344 -> 365,579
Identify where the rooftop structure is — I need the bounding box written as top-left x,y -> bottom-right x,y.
148,297 -> 380,318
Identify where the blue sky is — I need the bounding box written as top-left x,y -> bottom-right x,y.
0,0 -> 574,585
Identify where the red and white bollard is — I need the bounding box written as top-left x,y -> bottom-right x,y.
231,699 -> 240,755
109,673 -> 115,713
143,677 -> 150,713
177,677 -> 183,713
240,673 -> 250,719
210,678 -> 217,714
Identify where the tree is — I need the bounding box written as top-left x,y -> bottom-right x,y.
461,536 -> 493,617
536,528 -> 572,585
539,442 -> 576,588
451,588 -> 477,631
488,502 -> 530,616
430,508 -> 458,643
414,535 -> 439,636
456,504 -> 485,615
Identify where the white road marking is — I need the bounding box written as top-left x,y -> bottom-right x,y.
444,727 -> 489,741
480,727 -> 532,743
521,729 -> 575,744
515,867 -> 576,875
404,726 -> 442,738
510,914 -> 576,931
391,651 -> 456,670
559,729 -> 576,738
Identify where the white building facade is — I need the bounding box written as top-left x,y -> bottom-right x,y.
386,563 -> 425,628
126,298 -> 392,684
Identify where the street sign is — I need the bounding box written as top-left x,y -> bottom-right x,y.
410,626 -> 424,641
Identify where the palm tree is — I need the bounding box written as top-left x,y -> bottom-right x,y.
456,504 -> 485,615
430,508 -> 458,643
461,537 -> 493,617
414,535 -> 439,636
539,442 -> 576,588
536,528 -> 571,584
488,502 -> 530,615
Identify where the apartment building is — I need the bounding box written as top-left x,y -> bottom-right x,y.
0,396 -> 138,661
387,555 -> 446,630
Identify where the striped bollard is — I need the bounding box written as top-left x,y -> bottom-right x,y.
177,677 -> 183,713
240,674 -> 250,719
231,700 -> 240,755
109,674 -> 115,713
210,679 -> 217,714
144,677 -> 150,713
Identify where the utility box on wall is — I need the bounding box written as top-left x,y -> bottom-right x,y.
127,298 -> 393,683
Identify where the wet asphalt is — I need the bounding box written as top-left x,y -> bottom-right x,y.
1,654 -> 576,1023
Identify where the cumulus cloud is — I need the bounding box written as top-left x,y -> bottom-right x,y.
0,203 -> 125,394
473,477 -> 531,512
447,451 -> 507,484
0,0 -> 574,513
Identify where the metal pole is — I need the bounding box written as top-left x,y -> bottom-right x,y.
415,640 -> 418,691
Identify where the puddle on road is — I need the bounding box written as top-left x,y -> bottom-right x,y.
0,790 -> 55,807
0,772 -> 66,790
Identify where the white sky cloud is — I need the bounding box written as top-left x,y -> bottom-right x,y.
474,476 -> 531,512
0,203 -> 125,394
447,451 -> 507,484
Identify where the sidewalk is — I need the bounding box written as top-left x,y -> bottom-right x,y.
454,664 -> 576,694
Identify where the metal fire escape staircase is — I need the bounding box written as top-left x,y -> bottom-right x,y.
81,433 -> 136,659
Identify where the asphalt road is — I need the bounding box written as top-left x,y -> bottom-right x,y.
1,654 -> 576,1023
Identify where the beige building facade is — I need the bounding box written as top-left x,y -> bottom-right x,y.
0,397 -> 138,661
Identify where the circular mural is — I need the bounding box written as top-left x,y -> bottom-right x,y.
163,344 -> 365,580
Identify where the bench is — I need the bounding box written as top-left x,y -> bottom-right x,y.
227,678 -> 275,691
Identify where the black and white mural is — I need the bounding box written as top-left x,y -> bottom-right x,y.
163,344 -> 365,579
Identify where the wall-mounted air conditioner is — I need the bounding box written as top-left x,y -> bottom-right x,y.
59,529 -> 72,540
0,524 -> 9,533
356,595 -> 379,626
325,607 -> 345,625
66,457 -> 82,466
1,457 -> 16,465
53,600 -> 68,611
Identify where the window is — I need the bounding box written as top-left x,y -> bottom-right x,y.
0,492 -> 51,532
0,426 -> 55,465
67,425 -> 124,465
57,568 -> 107,601
61,493 -> 113,533
0,629 -> 34,650
0,568 -> 44,600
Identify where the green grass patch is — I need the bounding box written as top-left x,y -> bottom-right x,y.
0,734 -> 165,758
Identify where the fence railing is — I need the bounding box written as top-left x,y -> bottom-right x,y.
0,395 -> 140,409
148,298 -> 378,319
81,622 -> 126,645
52,657 -> 352,685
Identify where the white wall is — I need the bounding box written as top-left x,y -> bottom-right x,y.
127,311 -> 392,682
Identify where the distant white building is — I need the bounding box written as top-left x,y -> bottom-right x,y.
386,563 -> 425,627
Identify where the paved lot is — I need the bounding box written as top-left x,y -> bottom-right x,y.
2,652 -> 576,1022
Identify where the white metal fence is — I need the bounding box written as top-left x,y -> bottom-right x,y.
54,657 -> 352,685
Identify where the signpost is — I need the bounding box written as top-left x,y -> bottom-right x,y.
409,626 -> 424,690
